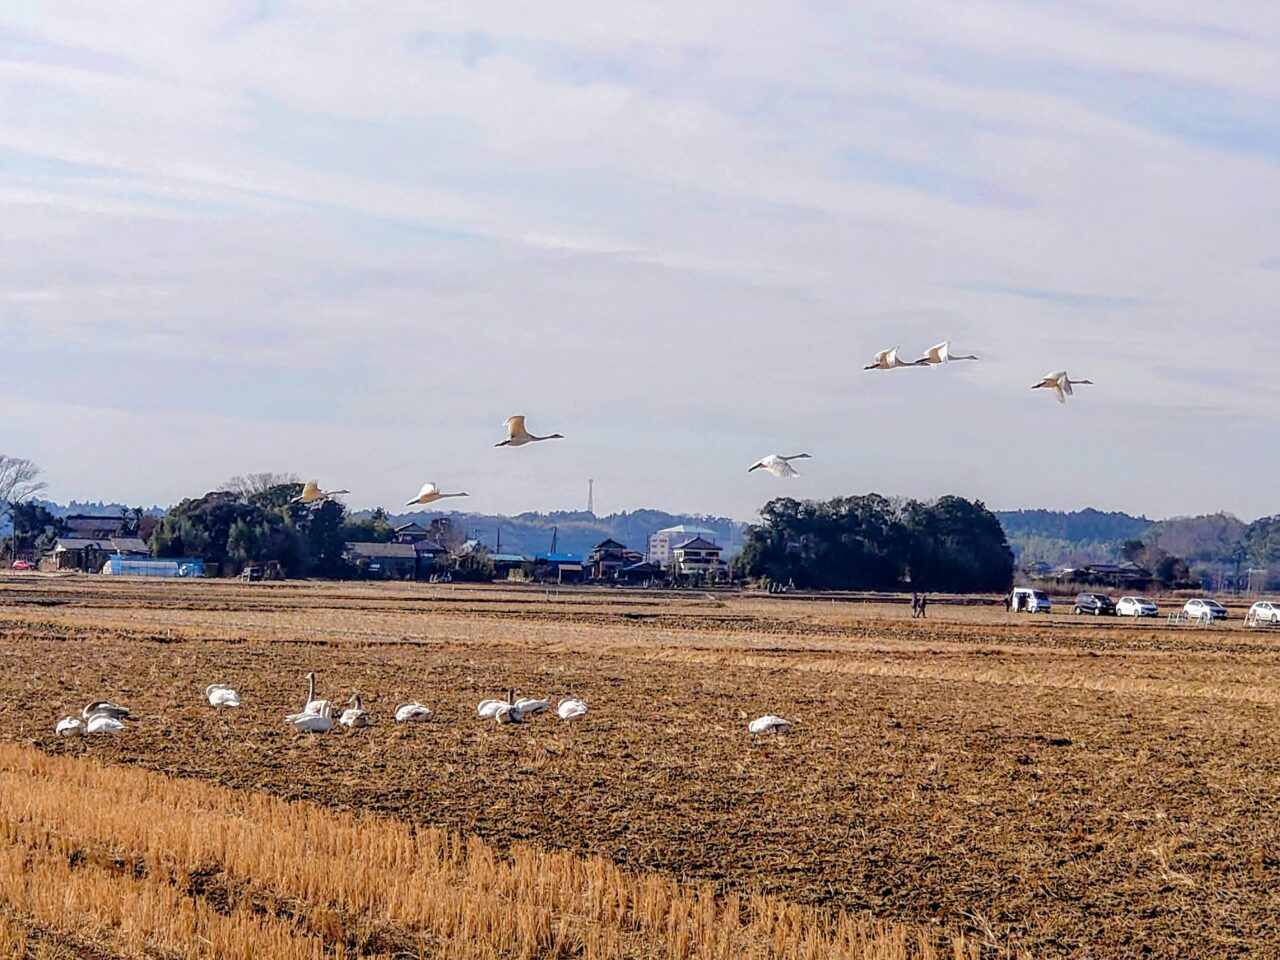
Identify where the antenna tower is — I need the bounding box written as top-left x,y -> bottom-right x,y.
587,479 -> 594,515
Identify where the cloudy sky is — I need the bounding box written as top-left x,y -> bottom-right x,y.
3,2 -> 1279,521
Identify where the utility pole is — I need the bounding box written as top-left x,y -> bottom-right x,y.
587,479 -> 594,516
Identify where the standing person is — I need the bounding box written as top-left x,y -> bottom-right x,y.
1003,591 -> 1012,613
919,594 -> 928,619
910,591 -> 920,618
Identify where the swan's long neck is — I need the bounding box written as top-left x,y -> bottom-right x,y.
306,674 -> 315,703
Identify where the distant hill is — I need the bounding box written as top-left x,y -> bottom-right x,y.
362,508 -> 746,559
995,508 -> 1153,565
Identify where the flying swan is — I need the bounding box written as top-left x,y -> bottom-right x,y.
864,348 -> 926,371
1032,370 -> 1093,404
405,482 -> 469,507
495,416 -> 564,447
748,453 -> 811,478
917,341 -> 978,365
290,481 -> 349,505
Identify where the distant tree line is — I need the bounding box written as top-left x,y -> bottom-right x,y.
739,494 -> 1014,592
149,481 -> 395,578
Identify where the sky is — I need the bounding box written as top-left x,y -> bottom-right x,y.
2,2 -> 1280,522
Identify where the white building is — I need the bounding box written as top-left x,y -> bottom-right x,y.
671,536 -> 725,580
647,525 -> 721,565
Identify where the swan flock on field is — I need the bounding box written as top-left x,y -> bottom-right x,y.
52,673 -> 794,739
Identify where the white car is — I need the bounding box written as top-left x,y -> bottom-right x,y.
1117,596 -> 1158,617
1248,600 -> 1280,625
1011,588 -> 1052,613
1183,598 -> 1228,622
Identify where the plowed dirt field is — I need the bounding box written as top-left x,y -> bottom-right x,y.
2,575 -> 1278,958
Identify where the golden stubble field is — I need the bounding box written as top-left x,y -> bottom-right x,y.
0,574 -> 1278,958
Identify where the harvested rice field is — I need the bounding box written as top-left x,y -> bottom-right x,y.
1,574 -> 1278,958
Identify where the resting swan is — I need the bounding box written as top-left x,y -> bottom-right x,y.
82,700 -> 129,721
55,716 -> 84,737
394,702 -> 431,723
284,711 -> 334,733
748,715 -> 793,735
557,698 -> 588,721
340,695 -> 370,729
205,684 -> 241,708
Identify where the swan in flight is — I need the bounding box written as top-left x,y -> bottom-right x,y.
394,702 -> 431,723
85,712 -> 125,735
495,416 -> 564,447
748,453 -> 811,478
82,700 -> 129,721
339,695 -> 370,729
205,684 -> 241,709
557,698 -> 588,721
748,715 -> 794,735
55,716 -> 84,737
290,481 -> 349,505
1032,370 -> 1093,404
514,697 -> 550,716
405,482 -> 469,507
917,341 -> 978,365
284,710 -> 334,733
864,347 -> 925,371
302,672 -> 334,719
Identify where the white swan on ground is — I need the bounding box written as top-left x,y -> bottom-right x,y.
748,453 -> 811,478
405,482 -> 469,507
514,697 -> 550,716
85,713 -> 125,735
557,698 -> 588,721
917,340 -> 979,365
495,415 -> 564,447
477,699 -> 507,719
205,684 -> 241,708
290,481 -> 349,505
284,711 -> 334,733
1032,370 -> 1093,404
82,700 -> 129,721
394,702 -> 431,723
302,672 -> 334,719
339,695 -> 370,729
864,347 -> 925,371
493,703 -> 525,724
748,715 -> 793,735
55,716 -> 84,737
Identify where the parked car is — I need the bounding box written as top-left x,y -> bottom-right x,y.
240,565 -> 264,583
1073,592 -> 1116,616
1183,598 -> 1228,622
1011,587 -> 1052,613
1247,600 -> 1280,625
9,560 -> 32,572
1117,596 -> 1159,617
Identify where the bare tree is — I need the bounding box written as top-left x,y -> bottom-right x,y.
223,472 -> 301,501
0,455 -> 46,519
1,456 -> 47,559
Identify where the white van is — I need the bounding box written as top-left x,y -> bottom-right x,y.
1011,588 -> 1052,613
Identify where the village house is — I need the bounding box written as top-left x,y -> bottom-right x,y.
670,536 -> 725,581
533,552 -> 584,584
343,542 -> 418,580
646,524 -> 722,566
42,537 -> 150,573
584,538 -> 644,580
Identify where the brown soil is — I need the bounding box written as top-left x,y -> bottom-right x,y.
2,575 -> 1278,958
